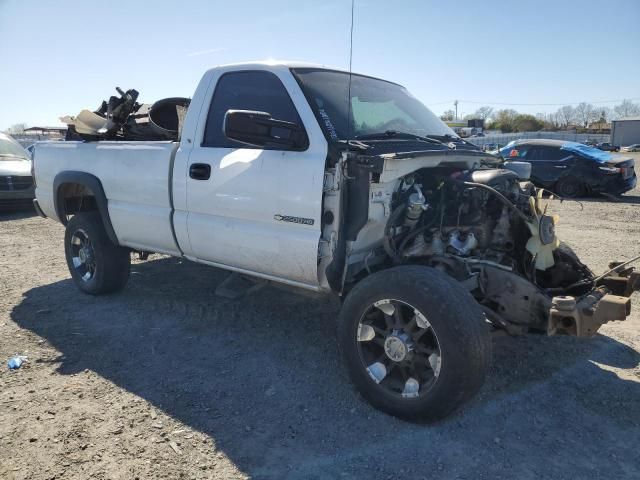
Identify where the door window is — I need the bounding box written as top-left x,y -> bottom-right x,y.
525,147 -> 544,161
203,70 -> 306,149
502,144 -> 531,159
528,146 -> 573,161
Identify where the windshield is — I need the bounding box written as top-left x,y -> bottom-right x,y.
0,134 -> 29,160
291,68 -> 457,141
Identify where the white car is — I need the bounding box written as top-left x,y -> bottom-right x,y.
32,62 -> 639,422
621,143 -> 640,152
0,133 -> 35,208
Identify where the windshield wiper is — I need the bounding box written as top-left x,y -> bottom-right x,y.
355,130 -> 452,148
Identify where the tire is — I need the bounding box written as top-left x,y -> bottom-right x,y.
338,265 -> 491,422
555,176 -> 585,198
64,212 -> 130,295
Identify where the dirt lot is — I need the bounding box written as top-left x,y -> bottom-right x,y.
1,161 -> 640,479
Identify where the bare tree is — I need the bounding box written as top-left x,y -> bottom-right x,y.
556,105 -> 575,127
597,107 -> 612,122
613,99 -> 640,119
6,123 -> 27,135
472,106 -> 493,120
575,102 -> 597,128
440,110 -> 455,121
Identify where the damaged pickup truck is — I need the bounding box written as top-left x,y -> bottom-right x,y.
33,62 -> 640,422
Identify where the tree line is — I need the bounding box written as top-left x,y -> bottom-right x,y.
440,99 -> 640,133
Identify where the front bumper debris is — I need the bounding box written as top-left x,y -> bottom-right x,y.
548,270 -> 639,337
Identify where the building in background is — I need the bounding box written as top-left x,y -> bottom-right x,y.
586,120 -> 611,134
611,117 -> 640,147
445,118 -> 485,137
8,126 -> 67,147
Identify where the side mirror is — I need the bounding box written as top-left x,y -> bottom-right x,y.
223,110 -> 308,150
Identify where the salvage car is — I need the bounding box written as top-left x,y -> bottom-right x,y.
0,133 -> 35,208
32,62 -> 640,422
500,139 -> 636,197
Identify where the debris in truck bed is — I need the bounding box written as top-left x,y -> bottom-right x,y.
60,87 -> 190,142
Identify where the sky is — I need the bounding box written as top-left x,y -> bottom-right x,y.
0,0 -> 639,130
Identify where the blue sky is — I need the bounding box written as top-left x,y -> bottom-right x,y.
1,0 -> 638,130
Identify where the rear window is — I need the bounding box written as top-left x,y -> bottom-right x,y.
560,142 -> 613,163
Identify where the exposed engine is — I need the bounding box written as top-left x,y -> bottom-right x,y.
379,166 -> 601,334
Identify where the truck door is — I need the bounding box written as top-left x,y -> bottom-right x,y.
178,69 -> 327,288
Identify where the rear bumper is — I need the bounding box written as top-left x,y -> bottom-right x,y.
549,271 -> 639,337
592,173 -> 637,195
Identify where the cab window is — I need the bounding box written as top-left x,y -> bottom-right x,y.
203,70 -> 306,149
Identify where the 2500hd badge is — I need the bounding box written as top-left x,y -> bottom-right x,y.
273,214 -> 315,226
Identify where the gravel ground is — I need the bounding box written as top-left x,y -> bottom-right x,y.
1,158 -> 639,479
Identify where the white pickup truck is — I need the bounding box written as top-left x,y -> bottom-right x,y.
33,61 -> 638,422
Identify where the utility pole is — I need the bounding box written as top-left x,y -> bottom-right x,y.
454,100 -> 458,120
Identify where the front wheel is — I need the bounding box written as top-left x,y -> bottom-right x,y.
64,212 -> 130,295
338,266 -> 491,422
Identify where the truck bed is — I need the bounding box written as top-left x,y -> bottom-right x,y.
35,141 -> 182,255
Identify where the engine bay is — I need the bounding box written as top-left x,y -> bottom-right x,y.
343,159 -> 637,337
387,167 -> 588,287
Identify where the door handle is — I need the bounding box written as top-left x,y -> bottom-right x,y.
189,163 -> 211,180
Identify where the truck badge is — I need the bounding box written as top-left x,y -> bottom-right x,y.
273,214 -> 314,226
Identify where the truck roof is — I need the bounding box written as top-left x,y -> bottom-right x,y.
216,60 -> 349,72
209,60 -> 399,86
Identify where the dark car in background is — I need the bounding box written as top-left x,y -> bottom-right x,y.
500,139 -> 636,197
0,133 -> 35,209
596,142 -> 619,152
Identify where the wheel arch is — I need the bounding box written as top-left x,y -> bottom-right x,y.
53,171 -> 119,245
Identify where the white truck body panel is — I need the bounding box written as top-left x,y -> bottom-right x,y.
174,63 -> 327,287
34,141 -> 181,256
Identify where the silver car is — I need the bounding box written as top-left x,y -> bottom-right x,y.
0,133 -> 35,208
620,144 -> 640,153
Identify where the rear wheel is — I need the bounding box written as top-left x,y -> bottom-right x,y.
555,176 -> 585,198
64,213 -> 130,294
338,266 -> 491,422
